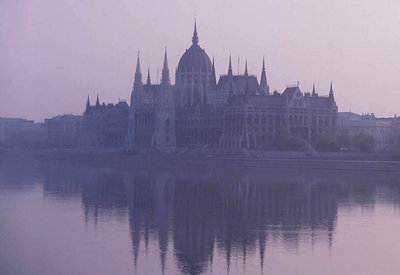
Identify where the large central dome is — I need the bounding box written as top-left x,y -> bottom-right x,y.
177,22 -> 212,73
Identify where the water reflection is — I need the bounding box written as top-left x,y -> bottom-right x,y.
2,158 -> 400,274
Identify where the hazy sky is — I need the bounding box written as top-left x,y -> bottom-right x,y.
1,0 -> 399,121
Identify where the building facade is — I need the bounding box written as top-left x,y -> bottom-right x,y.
125,22 -> 337,152
78,22 -> 337,151
337,112 -> 395,151
45,115 -> 82,148
82,96 -> 129,147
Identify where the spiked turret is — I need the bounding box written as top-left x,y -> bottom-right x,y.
96,94 -> 100,106
85,95 -> 90,112
329,82 -> 334,100
210,58 -> 217,87
134,52 -> 142,86
260,58 -> 269,94
161,48 -> 170,84
228,55 -> 233,76
312,83 -> 316,96
146,68 -> 151,86
192,19 -> 199,45
244,60 -> 248,76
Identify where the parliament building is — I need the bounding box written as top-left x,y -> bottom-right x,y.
84,21 -> 338,152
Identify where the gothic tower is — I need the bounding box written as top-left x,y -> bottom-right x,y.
259,58 -> 269,94
152,49 -> 176,152
127,53 -> 143,149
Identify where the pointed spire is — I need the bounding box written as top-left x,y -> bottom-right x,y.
161,47 -> 170,84
136,51 -> 141,74
228,55 -> 233,76
192,18 -> 199,45
96,94 -> 100,106
262,57 -> 265,71
134,51 -> 142,86
260,57 -> 269,94
146,68 -> 151,85
312,83 -> 316,96
244,59 -> 248,76
86,95 -> 90,111
211,58 -> 217,87
329,81 -> 334,99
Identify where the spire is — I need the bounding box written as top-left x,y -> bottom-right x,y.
244,59 -> 248,76
161,47 -> 170,84
136,51 -> 141,74
96,94 -> 100,106
228,55 -> 233,76
192,18 -> 199,45
329,81 -> 334,99
260,57 -> 269,94
312,83 -> 316,96
211,58 -> 217,87
146,68 -> 151,85
134,51 -> 142,86
85,95 -> 90,113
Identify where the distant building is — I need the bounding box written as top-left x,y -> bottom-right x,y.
390,116 -> 400,149
337,112 -> 394,151
45,115 -> 82,148
126,21 -> 337,152
82,97 -> 129,147
0,117 -> 36,147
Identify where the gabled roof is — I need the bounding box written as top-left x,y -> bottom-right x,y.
218,75 -> 259,94
282,86 -> 301,99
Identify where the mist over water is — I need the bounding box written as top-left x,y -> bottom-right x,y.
1,158 -> 400,274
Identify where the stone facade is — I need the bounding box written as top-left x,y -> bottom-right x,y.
45,115 -> 82,148
127,22 -> 337,152
82,96 -> 129,147
0,117 -> 38,147
337,112 -> 395,151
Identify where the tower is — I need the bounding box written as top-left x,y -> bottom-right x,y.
85,95 -> 90,113
131,52 -> 143,108
329,82 -> 334,101
210,58 -> 217,87
152,48 -> 176,152
127,52 -> 143,149
146,68 -> 151,86
259,58 -> 269,94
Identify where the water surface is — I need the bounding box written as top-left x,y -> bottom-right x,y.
1,157 -> 400,275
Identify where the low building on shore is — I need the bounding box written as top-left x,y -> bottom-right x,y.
44,115 -> 82,148
337,112 -> 395,151
81,96 -> 129,148
0,117 -> 41,147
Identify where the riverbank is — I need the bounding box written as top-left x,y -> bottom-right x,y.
1,147 -> 400,173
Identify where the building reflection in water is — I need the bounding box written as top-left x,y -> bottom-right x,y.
39,162 -> 400,275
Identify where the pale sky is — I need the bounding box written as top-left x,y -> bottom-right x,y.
1,0 -> 399,121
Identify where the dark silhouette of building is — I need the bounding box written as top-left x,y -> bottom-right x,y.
81,21 -> 337,151
82,95 -> 129,147
126,21 -> 338,152
45,114 -> 82,148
